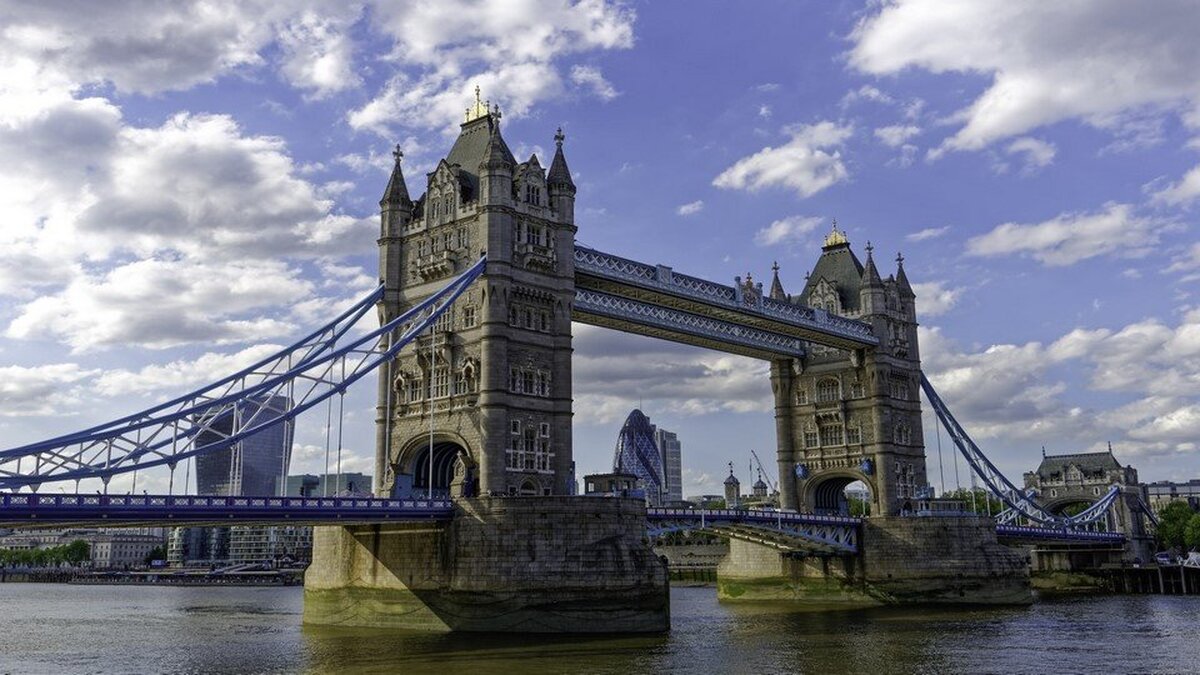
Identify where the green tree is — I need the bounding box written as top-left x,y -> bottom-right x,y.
63,540 -> 90,564
144,545 -> 166,565
941,487 -> 1003,515
1184,513 -> 1200,551
847,496 -> 871,517
1156,501 -> 1195,550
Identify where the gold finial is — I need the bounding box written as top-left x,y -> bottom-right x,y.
465,85 -> 491,122
823,218 -> 849,248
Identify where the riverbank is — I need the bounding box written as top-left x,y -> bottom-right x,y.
0,568 -> 304,586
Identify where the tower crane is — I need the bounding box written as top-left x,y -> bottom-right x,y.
749,449 -> 777,494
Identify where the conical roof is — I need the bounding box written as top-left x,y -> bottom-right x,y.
895,253 -> 915,298
379,145 -> 412,207
769,262 -> 787,300
547,128 -> 575,191
862,244 -> 884,289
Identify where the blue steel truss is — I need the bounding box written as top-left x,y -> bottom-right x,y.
0,492 -> 452,527
921,373 -> 1122,529
646,507 -> 859,554
0,257 -> 487,492
574,288 -> 806,358
574,246 -> 877,347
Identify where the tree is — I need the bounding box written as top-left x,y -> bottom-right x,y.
144,545 -> 166,565
1156,501 -> 1195,550
63,540 -> 90,564
941,487 -> 1003,515
1184,513 -> 1200,551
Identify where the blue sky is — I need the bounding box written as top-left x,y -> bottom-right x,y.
1,0 -> 1199,497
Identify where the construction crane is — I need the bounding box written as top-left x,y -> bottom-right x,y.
749,449 -> 777,494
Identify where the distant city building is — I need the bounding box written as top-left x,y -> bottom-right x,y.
1145,479 -> 1200,512
612,409 -> 665,505
686,494 -> 725,509
752,474 -> 769,499
583,472 -> 643,500
90,533 -> 161,569
286,472 -> 374,498
194,394 -> 293,497
653,427 -> 683,504
227,526 -> 312,565
724,466 -> 741,509
1023,448 -> 1138,510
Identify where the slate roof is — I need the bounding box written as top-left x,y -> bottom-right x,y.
1034,451 -> 1122,479
797,241 -> 865,312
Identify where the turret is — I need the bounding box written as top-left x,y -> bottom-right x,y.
547,128 -> 576,224
724,463 -> 741,509
768,262 -> 787,301
858,242 -> 885,315
380,144 -> 413,239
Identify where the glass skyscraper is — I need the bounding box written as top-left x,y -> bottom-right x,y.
194,394 -> 293,497
653,427 -> 683,504
612,409 -> 665,505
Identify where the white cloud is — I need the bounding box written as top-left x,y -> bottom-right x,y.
93,344 -> 286,397
910,281 -> 962,317
874,124 -> 920,147
570,64 -> 619,101
1153,164 -> 1200,206
1005,137 -> 1056,173
676,200 -> 704,216
840,84 -> 893,107
276,9 -> 363,98
850,0 -> 1200,152
753,215 -> 823,246
6,258 -> 309,352
571,325 -> 772,425
714,122 -> 853,198
0,363 -> 97,417
965,202 -> 1173,266
906,226 -> 949,242
349,0 -> 635,134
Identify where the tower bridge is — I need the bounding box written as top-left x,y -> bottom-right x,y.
0,92 -> 1158,632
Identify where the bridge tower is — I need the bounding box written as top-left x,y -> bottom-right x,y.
375,91 -> 578,499
771,226 -> 928,516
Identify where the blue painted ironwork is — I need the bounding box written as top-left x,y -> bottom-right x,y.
0,257 -> 487,492
921,373 -> 1121,529
574,246 -> 877,346
0,492 -> 452,527
574,288 -> 806,357
646,507 -> 859,553
995,524 -> 1125,544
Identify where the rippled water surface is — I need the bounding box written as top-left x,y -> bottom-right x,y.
1,583 -> 1198,673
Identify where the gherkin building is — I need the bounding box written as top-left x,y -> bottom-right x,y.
612,409 -> 664,505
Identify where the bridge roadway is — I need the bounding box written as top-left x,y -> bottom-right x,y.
0,494 -> 1126,550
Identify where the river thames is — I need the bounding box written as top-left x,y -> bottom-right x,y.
0,584 -> 1197,673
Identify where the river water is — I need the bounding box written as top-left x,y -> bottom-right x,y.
0,583 -> 1197,674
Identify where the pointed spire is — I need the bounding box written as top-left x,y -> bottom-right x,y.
479,115 -> 515,170
380,143 -> 412,207
547,126 -> 576,192
862,240 -> 884,288
769,261 -> 787,300
895,251 -> 915,297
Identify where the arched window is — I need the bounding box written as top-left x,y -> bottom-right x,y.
893,423 -> 911,445
816,378 -> 840,403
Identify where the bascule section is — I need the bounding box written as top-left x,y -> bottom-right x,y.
772,227 -> 928,516
375,91 -> 577,500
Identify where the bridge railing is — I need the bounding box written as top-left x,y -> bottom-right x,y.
0,493 -> 455,511
647,507 -> 860,526
995,524 -> 1125,543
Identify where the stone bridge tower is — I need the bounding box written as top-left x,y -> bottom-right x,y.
374,91 -> 578,499
771,226 -> 928,516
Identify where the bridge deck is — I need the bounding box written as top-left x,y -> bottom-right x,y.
0,493 -> 453,528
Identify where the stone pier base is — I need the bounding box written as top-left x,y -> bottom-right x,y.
717,516 -> 1031,606
303,496 -> 670,633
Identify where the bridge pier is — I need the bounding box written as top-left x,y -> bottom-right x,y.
716,516 -> 1031,606
303,496 -> 669,633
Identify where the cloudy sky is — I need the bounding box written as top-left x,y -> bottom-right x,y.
2,0 -> 1199,497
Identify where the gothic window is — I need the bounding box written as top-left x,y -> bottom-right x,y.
454,369 -> 467,396
407,379 -> 423,403
457,227 -> 470,249
850,382 -> 865,399
803,430 -> 818,448
434,307 -> 453,333
509,305 -> 519,326
432,366 -> 450,399
846,425 -> 862,445
536,371 -> 550,397
889,377 -> 909,401
417,239 -> 429,257
510,367 -> 521,393
539,422 -> 550,437
523,308 -> 534,329
540,311 -> 550,332
521,370 -> 535,394
431,199 -> 439,219
893,423 -> 911,445
820,422 -> 843,446
511,419 -> 521,435
796,387 -> 808,405
525,184 -> 542,205
441,231 -> 453,250
816,378 -> 840,403
462,306 -> 477,328
444,197 -> 452,216
523,428 -> 537,470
